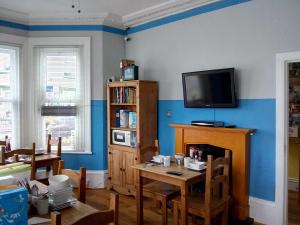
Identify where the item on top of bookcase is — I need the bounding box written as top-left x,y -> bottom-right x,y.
0,187 -> 28,225
115,109 -> 120,127
123,65 -> 139,81
129,112 -> 136,128
120,110 -> 129,128
289,125 -> 299,137
120,59 -> 135,69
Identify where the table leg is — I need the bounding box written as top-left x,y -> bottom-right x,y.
180,182 -> 188,225
52,159 -> 59,175
137,170 -> 143,225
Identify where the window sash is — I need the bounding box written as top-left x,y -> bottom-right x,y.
35,46 -> 86,152
0,45 -> 20,149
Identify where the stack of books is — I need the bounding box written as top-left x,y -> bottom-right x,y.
112,87 -> 136,104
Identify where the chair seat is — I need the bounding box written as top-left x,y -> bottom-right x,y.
173,192 -> 226,215
143,181 -> 180,198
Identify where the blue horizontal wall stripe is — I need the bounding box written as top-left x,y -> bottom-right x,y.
28,25 -> 125,35
0,20 -> 29,30
0,19 -> 125,35
158,99 -> 275,201
127,0 -> 252,34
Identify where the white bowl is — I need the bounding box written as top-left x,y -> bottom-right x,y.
174,154 -> 184,160
48,175 -> 69,187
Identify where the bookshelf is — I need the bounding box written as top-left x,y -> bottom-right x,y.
107,80 -> 158,195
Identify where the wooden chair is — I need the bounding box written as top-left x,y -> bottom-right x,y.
173,150 -> 230,225
47,134 -> 62,157
142,140 -> 181,225
0,143 -> 36,180
50,192 -> 119,225
58,160 -> 86,203
0,135 -> 7,146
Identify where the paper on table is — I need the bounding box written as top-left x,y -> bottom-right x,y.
28,217 -> 51,224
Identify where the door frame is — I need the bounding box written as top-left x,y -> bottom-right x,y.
276,51 -> 300,225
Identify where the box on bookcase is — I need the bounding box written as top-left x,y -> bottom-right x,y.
0,187 -> 28,225
129,112 -> 136,128
120,110 -> 129,128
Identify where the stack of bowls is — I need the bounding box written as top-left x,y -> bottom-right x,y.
48,175 -> 72,206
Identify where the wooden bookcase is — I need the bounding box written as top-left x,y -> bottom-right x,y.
107,80 -> 158,195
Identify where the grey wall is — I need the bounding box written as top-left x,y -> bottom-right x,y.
126,0 -> 300,100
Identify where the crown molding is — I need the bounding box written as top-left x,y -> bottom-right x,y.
122,0 -> 218,27
0,7 -> 124,29
0,7 -> 29,24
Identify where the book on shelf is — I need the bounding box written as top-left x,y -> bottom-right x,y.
112,87 -> 136,104
129,112 -> 136,128
120,110 -> 129,128
116,109 -> 120,127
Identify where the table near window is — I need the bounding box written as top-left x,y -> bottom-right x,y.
133,163 -> 205,225
28,180 -> 99,225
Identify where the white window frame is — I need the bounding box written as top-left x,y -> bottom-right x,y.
28,37 -> 91,154
0,33 -> 26,149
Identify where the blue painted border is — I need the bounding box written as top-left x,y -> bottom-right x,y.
0,19 -> 125,35
127,0 -> 252,34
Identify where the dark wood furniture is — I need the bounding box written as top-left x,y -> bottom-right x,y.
0,135 -> 7,146
173,150 -> 230,225
107,81 -> 158,196
58,160 -> 86,203
1,143 -> 36,180
170,124 -> 254,221
142,140 -> 180,225
133,163 -> 205,225
47,134 -> 62,157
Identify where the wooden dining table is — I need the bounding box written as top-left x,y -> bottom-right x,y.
25,153 -> 61,180
29,181 -> 99,225
133,163 -> 205,225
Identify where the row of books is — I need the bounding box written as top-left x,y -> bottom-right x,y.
116,109 -> 136,128
112,87 -> 136,104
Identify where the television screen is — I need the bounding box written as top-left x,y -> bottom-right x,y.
182,68 -> 237,108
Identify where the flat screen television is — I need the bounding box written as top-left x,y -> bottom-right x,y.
182,68 -> 237,108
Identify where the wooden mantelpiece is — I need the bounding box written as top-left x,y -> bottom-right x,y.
170,124 -> 255,221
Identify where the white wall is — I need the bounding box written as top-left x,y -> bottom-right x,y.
126,0 -> 300,100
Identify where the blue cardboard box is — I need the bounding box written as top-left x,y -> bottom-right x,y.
0,187 -> 28,225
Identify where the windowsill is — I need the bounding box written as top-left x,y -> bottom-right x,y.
62,151 -> 93,155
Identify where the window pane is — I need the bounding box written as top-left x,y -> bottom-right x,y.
45,54 -> 78,102
0,102 -> 12,139
44,116 -> 76,150
0,52 -> 12,99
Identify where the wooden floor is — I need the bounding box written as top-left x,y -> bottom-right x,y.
85,189 -> 264,225
288,190 -> 300,225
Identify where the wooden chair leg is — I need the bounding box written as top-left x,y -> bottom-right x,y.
173,201 -> 179,225
162,198 -> 167,225
204,215 -> 211,225
221,205 -> 228,225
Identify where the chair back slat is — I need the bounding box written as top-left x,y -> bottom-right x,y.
47,134 -> 62,157
58,160 -> 86,203
205,150 -> 230,208
0,136 -> 8,146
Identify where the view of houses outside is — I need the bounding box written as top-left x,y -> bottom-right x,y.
0,51 -> 12,140
42,53 -> 78,150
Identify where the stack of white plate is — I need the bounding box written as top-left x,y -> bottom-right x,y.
48,175 -> 73,206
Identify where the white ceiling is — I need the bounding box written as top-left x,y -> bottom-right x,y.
0,0 -> 170,17
0,0 -> 216,27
